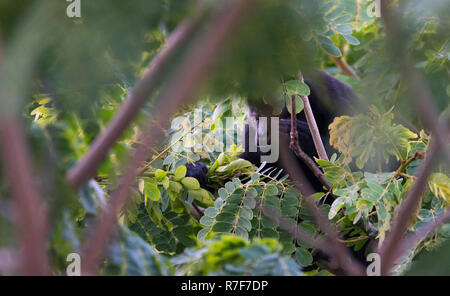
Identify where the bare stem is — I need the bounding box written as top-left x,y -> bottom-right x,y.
288,94 -> 332,191
329,55 -> 360,80
378,146 -> 437,275
377,0 -> 449,275
298,73 -> 329,161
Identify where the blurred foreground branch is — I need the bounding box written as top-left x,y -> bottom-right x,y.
80,0 -> 255,275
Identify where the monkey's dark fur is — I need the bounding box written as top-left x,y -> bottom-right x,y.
184,71 -> 375,273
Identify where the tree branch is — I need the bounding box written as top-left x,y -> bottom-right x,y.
400,209 -> 450,258
329,55 -> 360,80
289,95 -> 333,191
378,146 -> 438,275
0,117 -> 51,275
279,136 -> 364,275
80,0 -> 255,275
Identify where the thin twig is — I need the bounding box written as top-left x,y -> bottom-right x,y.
329,55 -> 360,80
288,95 -> 332,191
380,0 -> 450,163
394,150 -> 425,178
80,0 -> 255,275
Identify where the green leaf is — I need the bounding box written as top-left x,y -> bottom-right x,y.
317,35 -> 342,57
329,106 -> 417,168
174,165 -> 187,181
168,181 -> 183,193
204,207 -> 219,218
144,181 -> 161,202
285,94 -> 304,115
216,212 -> 236,223
225,181 -> 236,193
265,184 -> 279,196
161,176 -> 170,189
238,217 -> 252,232
188,189 -> 215,207
336,23 -> 353,35
200,216 -> 214,226
212,222 -> 234,233
155,169 -> 167,181
428,173 -> 450,205
216,159 -> 253,173
329,197 -> 345,219
218,188 -> 229,199
246,187 -> 258,198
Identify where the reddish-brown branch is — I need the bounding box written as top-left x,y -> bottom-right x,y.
279,135 -> 364,275
80,0 -> 255,275
66,19 -> 200,189
0,117 -> 51,275
378,146 -> 437,275
329,55 -> 360,80
298,73 -> 329,161
289,95 -> 333,191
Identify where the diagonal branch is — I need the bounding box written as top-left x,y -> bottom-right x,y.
378,145 -> 437,275
298,72 -> 329,161
280,135 -> 364,275
377,0 -> 449,275
289,96 -> 332,191
329,55 -> 360,80
399,209 -> 450,258
80,0 -> 255,275
0,117 -> 51,275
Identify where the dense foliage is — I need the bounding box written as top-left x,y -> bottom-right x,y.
0,0 -> 448,276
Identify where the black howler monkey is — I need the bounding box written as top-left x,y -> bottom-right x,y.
185,71 -> 372,272
186,70 -> 362,192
